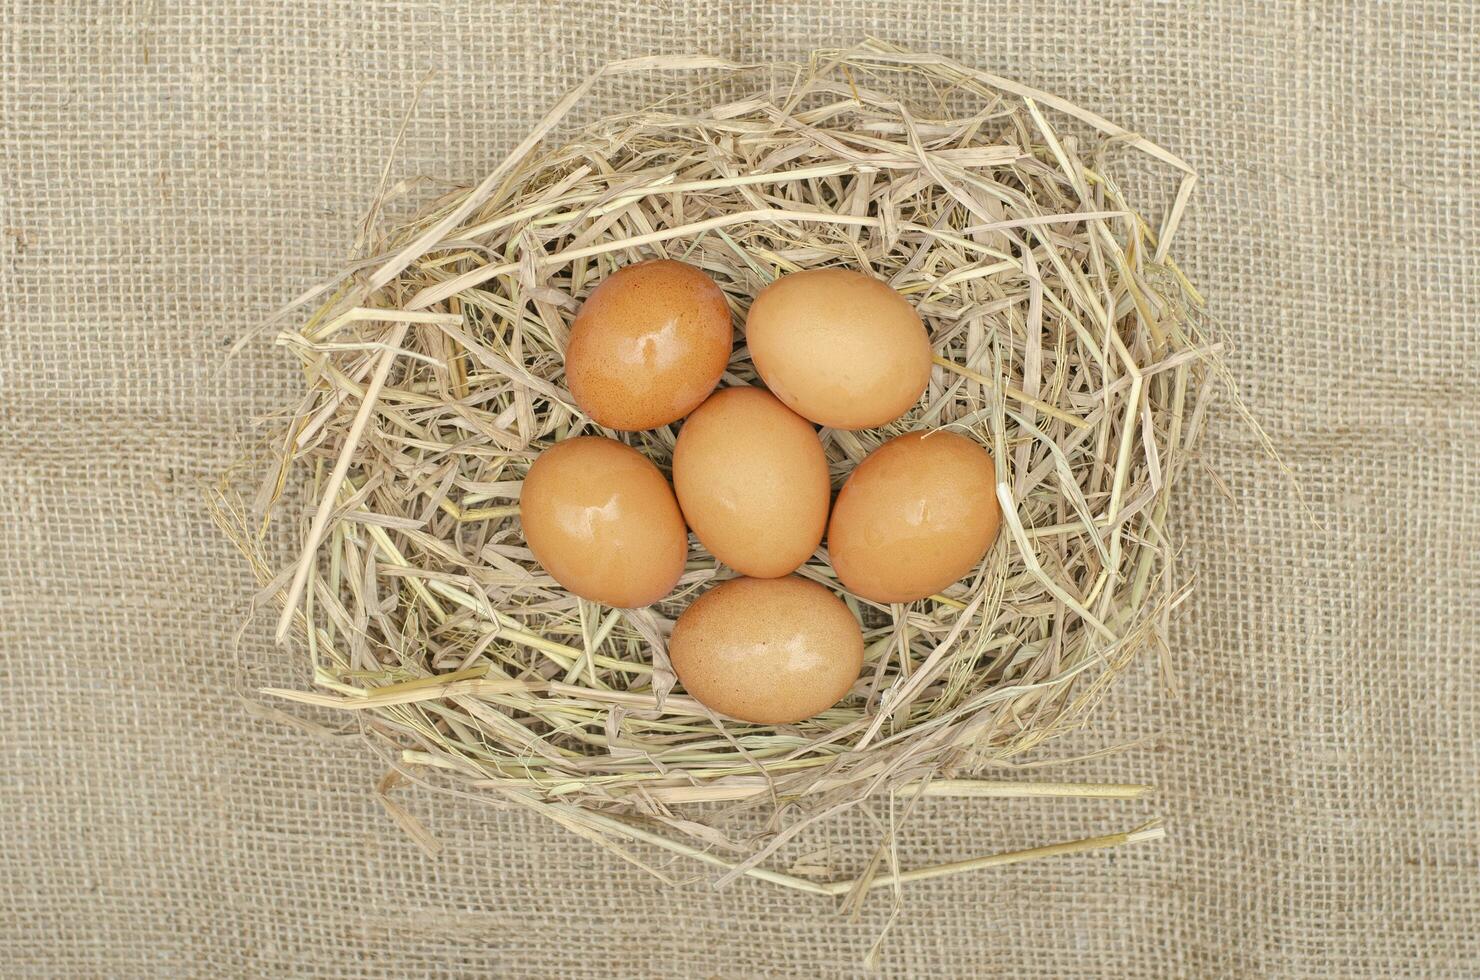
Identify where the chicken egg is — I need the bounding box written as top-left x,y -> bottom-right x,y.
672,387 -> 829,578
827,430 -> 1000,604
668,575 -> 863,724
564,258 -> 733,431
519,436 -> 687,607
744,268 -> 932,429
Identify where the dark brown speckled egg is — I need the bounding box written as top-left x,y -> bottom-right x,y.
564,259 -> 733,431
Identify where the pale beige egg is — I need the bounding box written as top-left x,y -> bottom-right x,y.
668,575 -> 863,724
672,387 -> 829,578
519,436 -> 687,607
744,268 -> 932,430
827,430 -> 1000,604
564,259 -> 733,431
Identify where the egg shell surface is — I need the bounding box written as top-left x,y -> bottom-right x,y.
827,429 -> 1000,604
672,386 -> 830,578
519,436 -> 687,607
744,268 -> 932,430
564,259 -> 733,431
668,575 -> 863,724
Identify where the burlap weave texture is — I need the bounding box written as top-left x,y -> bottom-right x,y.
2,2 -> 1476,976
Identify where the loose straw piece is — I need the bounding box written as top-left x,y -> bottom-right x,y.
630,778 -> 1151,805
841,820 -> 1166,894
273,321 -> 410,642
576,805 -> 1165,897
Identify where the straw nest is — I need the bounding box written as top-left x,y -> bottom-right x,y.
212,41 -> 1222,903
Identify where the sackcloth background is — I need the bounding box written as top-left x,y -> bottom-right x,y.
3,2 -> 1477,976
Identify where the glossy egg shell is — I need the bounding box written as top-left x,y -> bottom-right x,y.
744,268 -> 932,430
827,430 -> 1000,604
668,575 -> 863,724
564,259 -> 733,431
672,387 -> 830,578
519,436 -> 688,607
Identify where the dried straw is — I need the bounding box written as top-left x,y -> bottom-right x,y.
210,40 -> 1220,900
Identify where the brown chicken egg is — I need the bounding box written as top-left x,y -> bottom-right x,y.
668,576 -> 863,724
672,387 -> 829,578
744,268 -> 932,430
827,430 -> 1000,604
564,258 -> 733,431
519,436 -> 687,607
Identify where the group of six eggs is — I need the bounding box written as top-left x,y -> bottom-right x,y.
520,259 -> 1002,724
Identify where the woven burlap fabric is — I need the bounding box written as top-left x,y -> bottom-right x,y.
4,1 -> 1477,976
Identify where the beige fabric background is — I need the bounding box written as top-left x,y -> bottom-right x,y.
4,1 -> 1477,976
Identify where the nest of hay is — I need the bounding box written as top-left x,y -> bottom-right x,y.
212,41 -> 1221,901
